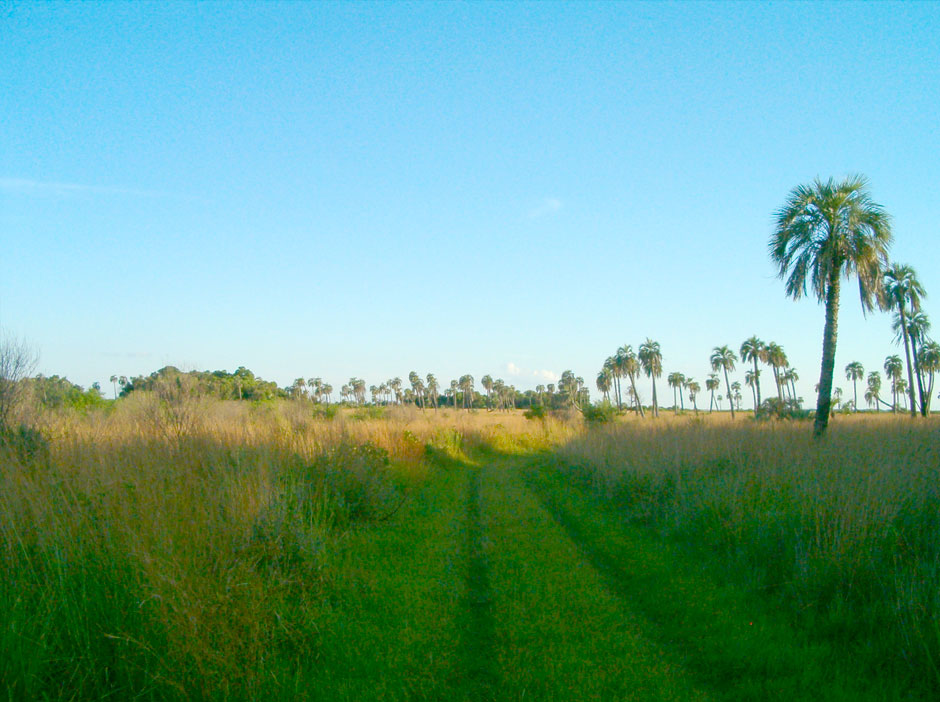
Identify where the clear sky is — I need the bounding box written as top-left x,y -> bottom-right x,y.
2,1 -> 938,406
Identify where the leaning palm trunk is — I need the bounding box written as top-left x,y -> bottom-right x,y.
813,270 -> 840,437
628,374 -> 644,417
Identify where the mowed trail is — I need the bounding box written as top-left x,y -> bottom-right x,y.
313,449 -> 883,701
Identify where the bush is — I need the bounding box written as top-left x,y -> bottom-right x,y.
581,402 -> 616,423
524,405 -> 547,420
755,397 -> 811,421
0,424 -> 49,465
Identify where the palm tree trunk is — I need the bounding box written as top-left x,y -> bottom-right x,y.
629,375 -> 644,417
897,307 -> 918,418
651,379 -> 658,417
723,369 -> 735,419
912,341 -> 927,417
852,379 -> 858,412
615,375 -> 622,411
813,269 -> 841,437
753,358 -> 762,410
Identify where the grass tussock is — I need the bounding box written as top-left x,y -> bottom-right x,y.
556,414 -> 940,689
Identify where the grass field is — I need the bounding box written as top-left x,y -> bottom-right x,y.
1,402 -> 937,699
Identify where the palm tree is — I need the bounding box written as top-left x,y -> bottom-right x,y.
883,355 -> 903,412
638,339 -> 662,417
596,368 -> 612,404
844,361 -> 864,413
710,346 -> 737,419
459,374 -> 474,410
109,374 -> 118,400
619,345 -> 644,416
771,175 -> 892,436
535,384 -> 545,406
740,336 -> 765,415
904,311 -> 931,416
882,263 -> 925,417
605,356 -> 622,410
686,379 -> 700,416
667,371 -> 685,414
390,377 -> 402,405
731,381 -> 743,411
426,373 -> 440,409
784,368 -> 799,406
867,371 -> 883,411
765,342 -> 788,403
744,370 -> 758,410
481,374 -> 494,410
450,379 -> 459,409
919,340 -> 940,414
705,374 -> 720,413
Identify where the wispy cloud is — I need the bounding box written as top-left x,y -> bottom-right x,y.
527,197 -> 562,219
506,362 -> 558,383
0,177 -> 168,198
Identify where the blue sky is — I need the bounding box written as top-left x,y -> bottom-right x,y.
2,1 -> 938,406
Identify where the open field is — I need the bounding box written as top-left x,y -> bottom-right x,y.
1,404 -> 938,700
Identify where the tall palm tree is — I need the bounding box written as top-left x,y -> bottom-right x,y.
109,374 -> 118,400
883,355 -> 903,412
710,346 -> 737,419
740,336 -> 765,415
619,345 -> 644,416
450,379 -> 459,409
784,368 -> 799,406
771,175 -> 892,436
705,374 -> 720,413
844,361 -> 864,412
882,263 -> 925,417
638,339 -> 662,417
667,371 -> 685,414
904,311 -> 931,416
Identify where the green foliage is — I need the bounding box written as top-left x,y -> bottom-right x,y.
756,397 -> 812,420
313,443 -> 401,526
523,404 -> 547,420
27,375 -> 105,411
581,402 -> 616,423
352,405 -> 386,421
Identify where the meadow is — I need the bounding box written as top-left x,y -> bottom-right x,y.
1,400 -> 937,700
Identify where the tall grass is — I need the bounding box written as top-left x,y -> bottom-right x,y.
0,399 -> 562,699
556,414 -> 940,690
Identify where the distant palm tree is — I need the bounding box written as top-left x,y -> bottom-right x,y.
705,374 -> 720,413
764,342 -> 788,403
426,373 -> 440,409
481,374 -> 494,410
866,371 -> 883,411
919,340 -> 939,414
606,355 -> 622,410
596,369 -> 612,404
638,339 -> 662,417
619,345 -> 644,416
740,336 -> 765,416
882,263 -> 925,417
450,379 -> 459,409
783,368 -> 799,405
731,381 -> 742,412
535,384 -> 545,406
667,371 -> 685,414
844,361 -> 864,412
686,379 -> 700,415
883,355 -> 903,412
109,374 -> 118,400
710,346 -> 737,419
744,370 -> 757,409
459,374 -> 474,410
771,175 -> 892,436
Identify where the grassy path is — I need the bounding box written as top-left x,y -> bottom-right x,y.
306,447 -> 898,701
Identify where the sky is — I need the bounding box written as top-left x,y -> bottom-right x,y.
1,1 -> 938,407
